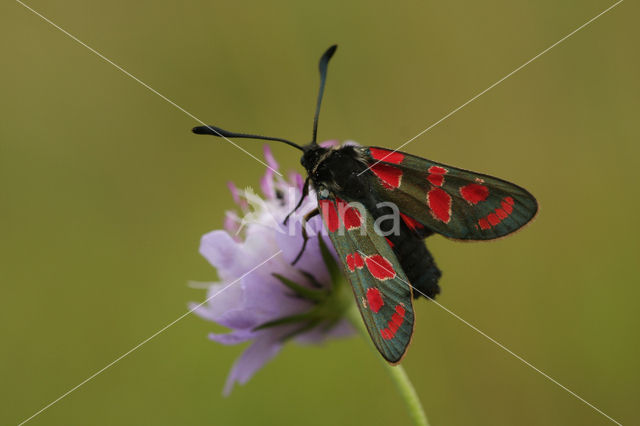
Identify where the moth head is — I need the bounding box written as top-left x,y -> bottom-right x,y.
300,144 -> 329,173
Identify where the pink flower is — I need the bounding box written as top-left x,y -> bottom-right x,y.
190,145 -> 353,396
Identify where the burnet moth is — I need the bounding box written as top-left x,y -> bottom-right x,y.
193,45 -> 538,363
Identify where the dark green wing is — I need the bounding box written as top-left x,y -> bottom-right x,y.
316,189 -> 414,363
363,147 -> 538,240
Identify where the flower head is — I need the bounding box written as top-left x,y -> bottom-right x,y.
191,144 -> 352,395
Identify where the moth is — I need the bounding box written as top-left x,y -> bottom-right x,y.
193,45 -> 538,363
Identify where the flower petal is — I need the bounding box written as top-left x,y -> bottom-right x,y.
275,217 -> 331,285
216,307 -> 264,329
188,282 -> 244,322
222,328 -> 289,396
227,181 -> 241,205
199,231 -> 241,273
319,140 -> 339,148
223,211 -> 241,236
239,264 -> 312,320
263,145 -> 279,171
208,329 -> 256,345
260,172 -> 276,200
200,230 -> 275,280
260,145 -> 280,199
289,172 -> 304,191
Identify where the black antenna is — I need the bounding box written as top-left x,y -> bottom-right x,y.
193,125 -> 303,151
311,45 -> 337,145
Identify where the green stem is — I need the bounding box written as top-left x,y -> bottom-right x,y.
384,360 -> 430,426
347,303 -> 430,426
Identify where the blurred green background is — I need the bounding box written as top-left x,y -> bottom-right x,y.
2,0 -> 638,425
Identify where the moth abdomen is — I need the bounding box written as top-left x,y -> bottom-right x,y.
391,230 -> 442,300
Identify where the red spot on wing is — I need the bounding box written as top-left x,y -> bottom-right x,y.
381,305 -> 406,340
400,213 -> 423,232
460,183 -> 489,204
429,166 -> 447,174
346,252 -> 364,271
385,237 -> 395,248
369,148 -> 404,164
427,174 -> 444,186
478,196 -> 517,230
371,163 -> 403,189
319,199 -> 340,232
389,305 -> 405,333
353,252 -> 364,269
501,200 -> 513,214
365,255 -> 396,280
366,288 -> 384,313
335,198 -> 348,211
427,166 -> 447,187
340,203 -> 362,230
335,198 -> 362,230
495,208 -> 508,220
427,187 -> 452,223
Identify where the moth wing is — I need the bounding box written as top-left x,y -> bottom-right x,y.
364,147 -> 538,240
317,190 -> 414,363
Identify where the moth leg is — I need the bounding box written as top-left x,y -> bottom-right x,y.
292,208 -> 320,266
283,177 -> 310,225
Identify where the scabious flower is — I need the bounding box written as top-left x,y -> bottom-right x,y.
190,143 -> 353,396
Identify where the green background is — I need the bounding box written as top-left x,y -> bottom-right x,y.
2,0 -> 638,425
